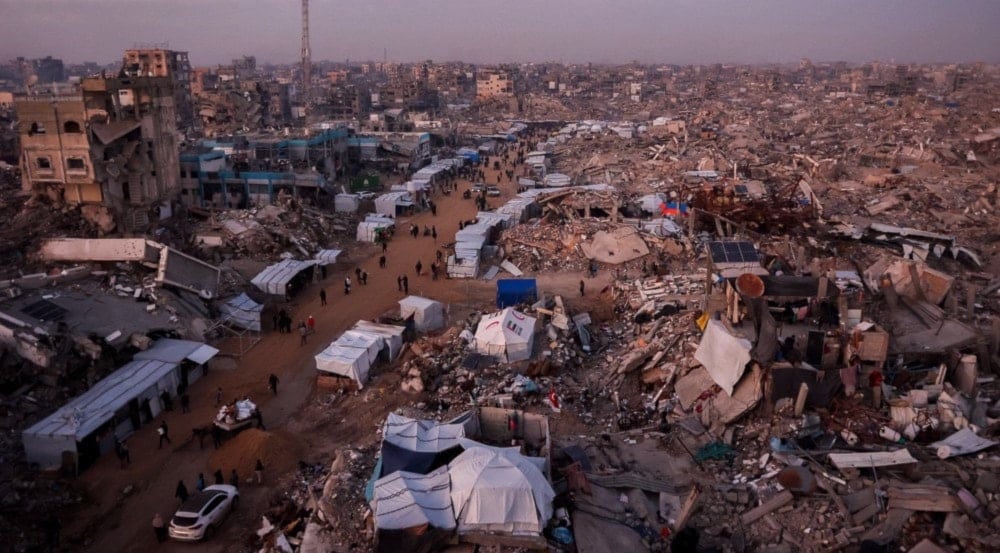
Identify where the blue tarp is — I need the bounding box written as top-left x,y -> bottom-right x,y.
457,148 -> 480,163
496,279 -> 538,308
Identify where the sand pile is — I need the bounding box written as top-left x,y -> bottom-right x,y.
208,429 -> 305,480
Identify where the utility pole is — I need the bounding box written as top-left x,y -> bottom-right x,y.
301,0 -> 311,109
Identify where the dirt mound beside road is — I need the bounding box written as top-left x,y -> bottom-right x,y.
208,428 -> 305,482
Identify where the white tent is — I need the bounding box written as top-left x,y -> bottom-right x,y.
375,191 -> 412,217
474,308 -> 536,363
314,249 -> 343,265
352,321 -> 405,360
334,193 -> 360,213
251,259 -> 316,295
356,221 -> 392,243
447,252 -> 479,279
383,412 -> 466,452
448,446 -> 555,535
372,467 -> 455,531
314,330 -> 385,387
398,296 -> 445,333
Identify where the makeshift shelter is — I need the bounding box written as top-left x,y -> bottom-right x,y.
398,296 -> 445,333
447,252 -> 480,279
334,193 -> 360,213
694,320 -> 753,396
356,214 -> 395,243
380,413 -> 467,475
314,249 -> 342,266
374,191 -> 412,217
250,258 -> 316,296
133,338 -> 219,390
217,293 -> 263,331
448,446 -> 555,535
23,359 -> 180,471
372,467 -> 455,530
315,323 -> 403,388
496,279 -> 538,308
474,308 -> 536,363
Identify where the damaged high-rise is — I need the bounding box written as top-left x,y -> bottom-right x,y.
16,73 -> 181,233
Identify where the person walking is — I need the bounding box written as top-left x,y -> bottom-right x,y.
360,270 -> 368,285
397,275 -> 403,291
269,373 -> 279,395
213,469 -> 224,484
436,250 -> 443,262
431,263 -> 438,280
299,322 -> 308,345
195,473 -> 205,491
579,280 -> 585,297
379,255 -> 386,268
215,386 -> 223,407
307,315 -> 316,333
278,309 -> 288,333
254,459 -> 265,485
180,393 -> 190,413
152,513 -> 167,543
402,275 -> 409,294
344,276 -> 351,295
117,439 -> 130,468
254,408 -> 266,430
175,480 -> 189,504
319,289 -> 327,306
381,240 -> 388,254
355,267 -> 362,281
230,468 -> 240,489
415,261 -> 422,276
157,420 -> 171,449
431,226 -> 437,240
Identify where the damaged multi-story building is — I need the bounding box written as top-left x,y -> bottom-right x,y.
16,73 -> 181,233
122,48 -> 195,133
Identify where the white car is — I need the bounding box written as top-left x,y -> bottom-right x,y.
486,185 -> 501,197
168,484 -> 240,541
470,182 -> 485,194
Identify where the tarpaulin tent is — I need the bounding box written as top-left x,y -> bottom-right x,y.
334,193 -> 360,213
218,293 -> 263,331
447,252 -> 480,279
356,221 -> 393,243
474,307 -> 536,363
351,321 -> 405,360
448,446 -> 555,535
314,330 -> 385,388
398,296 -> 445,333
694,319 -> 753,396
374,191 -> 412,217
496,279 -> 538,308
314,249 -> 343,266
251,259 -> 316,296
372,466 -> 455,531
384,413 -> 466,453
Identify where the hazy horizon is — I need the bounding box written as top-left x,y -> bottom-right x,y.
1,0 -> 998,67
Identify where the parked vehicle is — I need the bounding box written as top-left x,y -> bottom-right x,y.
486,185 -> 501,197
168,485 -> 240,541
470,182 -> 485,194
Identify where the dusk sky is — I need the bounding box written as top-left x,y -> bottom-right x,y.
1,0 -> 998,66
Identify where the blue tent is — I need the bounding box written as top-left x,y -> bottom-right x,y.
496,279 -> 538,308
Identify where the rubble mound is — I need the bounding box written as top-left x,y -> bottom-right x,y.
208,428 -> 305,481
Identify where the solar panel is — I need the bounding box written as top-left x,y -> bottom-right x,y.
21,299 -> 67,322
708,241 -> 760,264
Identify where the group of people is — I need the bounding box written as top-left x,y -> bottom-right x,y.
272,309 -> 294,334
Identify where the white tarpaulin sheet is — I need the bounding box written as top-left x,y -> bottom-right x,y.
314,249 -> 342,265
251,259 -> 316,295
372,467 -> 455,531
383,413 -> 466,452
398,296 -> 445,332
218,293 -> 263,331
375,192 -> 411,217
474,308 -> 536,363
351,321 -> 405,360
694,320 -> 753,396
448,446 -> 555,535
931,428 -> 998,459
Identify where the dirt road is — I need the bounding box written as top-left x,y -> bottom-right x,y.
64,143 -> 594,552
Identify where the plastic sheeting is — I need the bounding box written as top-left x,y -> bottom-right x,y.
251,259 -> 317,295
372,467 -> 455,531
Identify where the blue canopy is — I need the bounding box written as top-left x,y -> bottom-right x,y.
496,279 -> 538,308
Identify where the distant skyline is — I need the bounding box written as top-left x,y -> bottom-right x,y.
1,0 -> 998,67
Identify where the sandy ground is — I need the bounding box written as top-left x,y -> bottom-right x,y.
58,140 -> 609,552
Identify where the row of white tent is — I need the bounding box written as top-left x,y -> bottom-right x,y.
371,413 -> 554,536
250,250 -> 342,296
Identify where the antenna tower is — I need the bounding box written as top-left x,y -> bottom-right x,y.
301,0 -> 311,105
